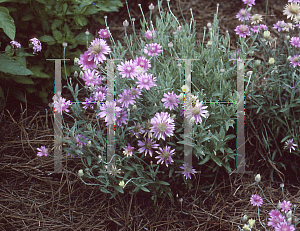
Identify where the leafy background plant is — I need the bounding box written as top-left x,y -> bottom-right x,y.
0,0 -> 122,112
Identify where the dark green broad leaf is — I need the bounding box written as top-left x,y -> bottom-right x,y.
28,66 -> 50,78
0,6 -> 15,40
39,35 -> 56,45
12,75 -> 35,84
0,53 -> 33,75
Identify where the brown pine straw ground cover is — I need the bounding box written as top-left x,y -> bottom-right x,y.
1,0 -> 300,230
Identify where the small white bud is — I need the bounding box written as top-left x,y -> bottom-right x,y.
104,15 -> 107,19
87,140 -> 92,147
247,7 -> 252,12
74,71 -> 78,78
85,30 -> 90,36
190,116 -> 195,124
149,3 -> 154,11
78,169 -> 84,177
74,57 -> 79,66
255,174 -> 261,183
177,26 -> 182,32
154,103 -> 157,108
207,22 -> 212,27
220,68 -> 225,73
119,181 -> 125,187
286,35 -> 290,40
242,214 -> 248,223
62,42 -> 68,47
132,105 -> 137,111
247,71 -> 253,77
286,210 -> 292,219
206,40 -> 212,48
168,42 -> 173,48
79,71 -> 84,79
132,18 -> 135,22
280,183 -> 284,188
123,20 -> 129,27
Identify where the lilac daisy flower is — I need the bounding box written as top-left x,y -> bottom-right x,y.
242,0 -> 255,7
138,137 -> 159,157
117,59 -> 138,79
234,24 -> 250,38
93,91 -> 106,102
10,41 -> 21,49
284,139 -> 298,152
134,56 -> 151,73
130,122 -> 144,138
185,100 -> 209,124
123,143 -> 134,157
250,194 -> 263,207
279,200 -> 292,213
236,9 -> 251,22
116,109 -> 129,127
129,87 -> 142,100
273,20 -> 286,32
180,163 -> 197,179
87,38 -> 111,64
136,73 -> 157,90
37,146 -> 49,157
97,101 -> 122,125
118,89 -> 136,108
52,96 -> 72,114
268,212 -> 286,228
290,36 -> 300,47
259,24 -> 268,30
98,29 -> 110,38
275,220 -> 295,231
29,38 -> 42,53
251,25 -> 261,33
82,69 -> 101,87
144,43 -> 163,56
145,30 -> 157,39
155,146 -> 175,167
150,112 -> 175,140
82,97 -> 95,110
161,91 -> 179,110
78,51 -> 97,70
289,55 -> 300,67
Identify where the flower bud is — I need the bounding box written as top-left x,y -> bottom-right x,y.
74,71 -> 78,78
74,57 -> 79,66
119,180 -> 125,187
264,30 -> 270,39
177,26 -> 182,32
242,214 -> 248,223
168,42 -> 173,48
255,174 -> 261,183
132,18 -> 135,22
132,105 -> 137,111
220,68 -> 225,73
280,183 -> 284,188
85,30 -> 90,36
62,42 -> 68,47
154,103 -> 157,108
207,22 -> 212,27
190,116 -> 195,124
171,114 -> 176,119
280,21 -> 285,28
286,35 -> 290,40
149,3 -> 154,10
87,140 -> 92,147
268,58 -> 275,65
78,169 -> 84,177
178,93 -> 184,103
247,71 -> 253,77
123,20 -> 129,27
206,40 -> 212,48
79,71 -> 84,79
247,7 -> 252,12
288,217 -> 292,224
286,210 -> 292,219
254,60 -> 261,67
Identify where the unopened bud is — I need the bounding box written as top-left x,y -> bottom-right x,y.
119,181 -> 125,187
247,71 -> 253,77
255,174 -> 261,183
74,58 -> 79,66
79,71 -> 84,79
220,68 -> 225,73
280,183 -> 284,188
149,3 -> 154,10
207,22 -> 212,27
206,40 -> 212,48
132,105 -> 137,111
74,71 -> 78,78
286,35 -> 290,40
78,169 -> 84,177
62,42 -> 68,47
85,30 -> 90,36
242,214 -> 248,223
268,57 -> 275,65
178,93 -> 184,103
177,26 -> 182,32
154,103 -> 157,108
264,30 -> 270,39
168,42 -> 173,48
87,140 -> 92,147
123,20 -> 129,27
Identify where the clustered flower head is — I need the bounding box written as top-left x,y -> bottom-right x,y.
29,37 -> 42,53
